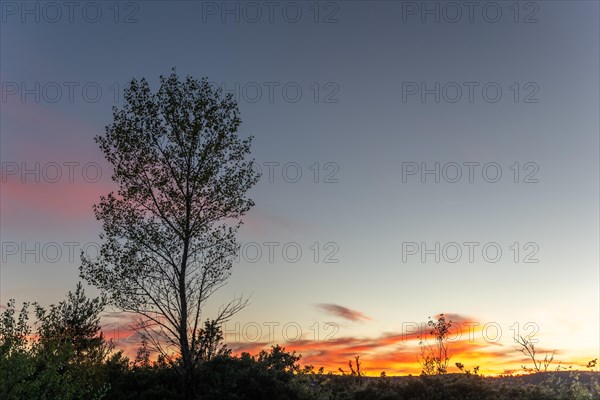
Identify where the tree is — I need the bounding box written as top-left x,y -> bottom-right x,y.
0,300 -> 34,399
418,314 -> 453,375
0,285 -> 112,400
34,282 -> 108,364
133,336 -> 151,369
80,70 -> 260,398
194,319 -> 230,362
0,299 -> 30,358
32,283 -> 112,399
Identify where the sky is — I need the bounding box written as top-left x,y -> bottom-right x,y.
1,0 -> 599,375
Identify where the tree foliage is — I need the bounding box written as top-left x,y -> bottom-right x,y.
0,284 -> 113,400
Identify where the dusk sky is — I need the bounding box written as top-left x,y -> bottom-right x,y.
1,1 -> 599,375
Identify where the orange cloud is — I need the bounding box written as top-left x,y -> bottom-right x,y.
103,313 -> 594,376
223,314 -> 573,376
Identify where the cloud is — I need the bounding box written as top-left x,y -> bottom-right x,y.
0,176 -> 116,229
316,303 -> 373,322
223,313 -> 543,376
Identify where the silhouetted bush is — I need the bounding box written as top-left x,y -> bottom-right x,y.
194,345 -> 304,400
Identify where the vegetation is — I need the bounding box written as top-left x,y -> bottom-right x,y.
2,291 -> 599,399
418,314 -> 453,375
516,334 -> 558,373
0,284 -> 114,399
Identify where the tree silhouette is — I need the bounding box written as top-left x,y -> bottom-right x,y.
194,319 -> 230,362
80,70 -> 260,397
418,314 -> 453,375
34,282 -> 108,364
516,335 -> 557,373
0,284 -> 113,399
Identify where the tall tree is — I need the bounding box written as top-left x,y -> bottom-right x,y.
80,71 -> 260,397
34,282 -> 108,364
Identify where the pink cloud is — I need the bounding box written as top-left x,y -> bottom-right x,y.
1,175 -> 115,222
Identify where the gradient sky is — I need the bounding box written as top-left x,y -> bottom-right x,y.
1,0 -> 599,375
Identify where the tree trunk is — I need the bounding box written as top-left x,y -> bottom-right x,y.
180,237 -> 193,399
